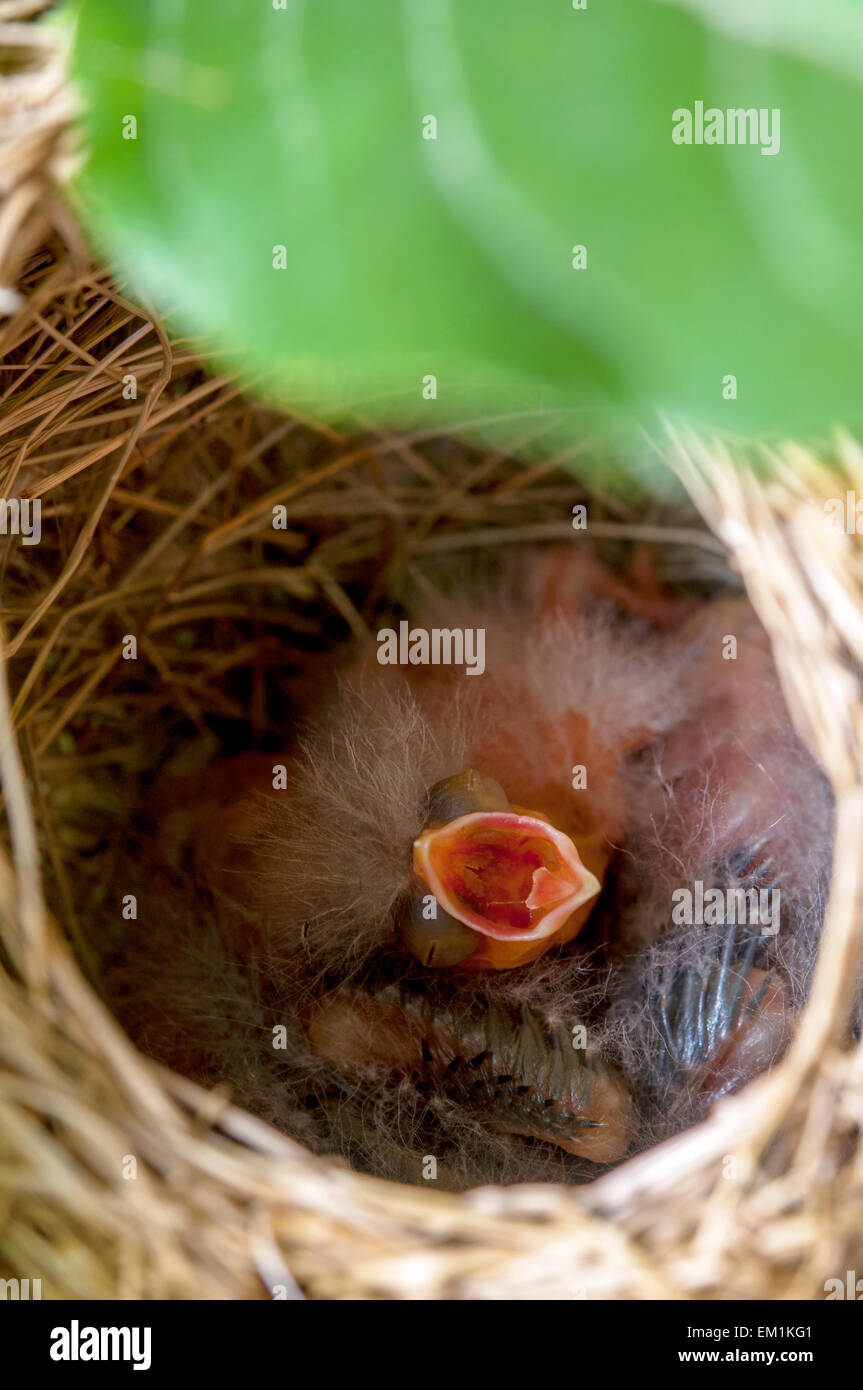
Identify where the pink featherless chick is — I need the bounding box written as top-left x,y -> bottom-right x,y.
131,548 -> 700,1174
118,548 -> 832,1182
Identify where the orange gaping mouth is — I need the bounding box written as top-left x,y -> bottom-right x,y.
413,811 -> 601,944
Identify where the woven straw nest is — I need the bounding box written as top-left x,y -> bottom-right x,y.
2,9 -> 863,1302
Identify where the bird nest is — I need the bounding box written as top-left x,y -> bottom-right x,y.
2,11 -> 863,1301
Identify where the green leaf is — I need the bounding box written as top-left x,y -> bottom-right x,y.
66,0 -> 863,454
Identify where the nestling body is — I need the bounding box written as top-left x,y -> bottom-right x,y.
110,548 -> 833,1186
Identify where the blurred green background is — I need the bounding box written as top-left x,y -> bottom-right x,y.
64,0 -> 863,458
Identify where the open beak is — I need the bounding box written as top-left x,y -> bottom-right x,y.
414,811 -> 599,940
404,772 -> 602,970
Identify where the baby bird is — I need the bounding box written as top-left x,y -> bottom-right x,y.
610,594 -> 832,1143
109,549 -> 832,1186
